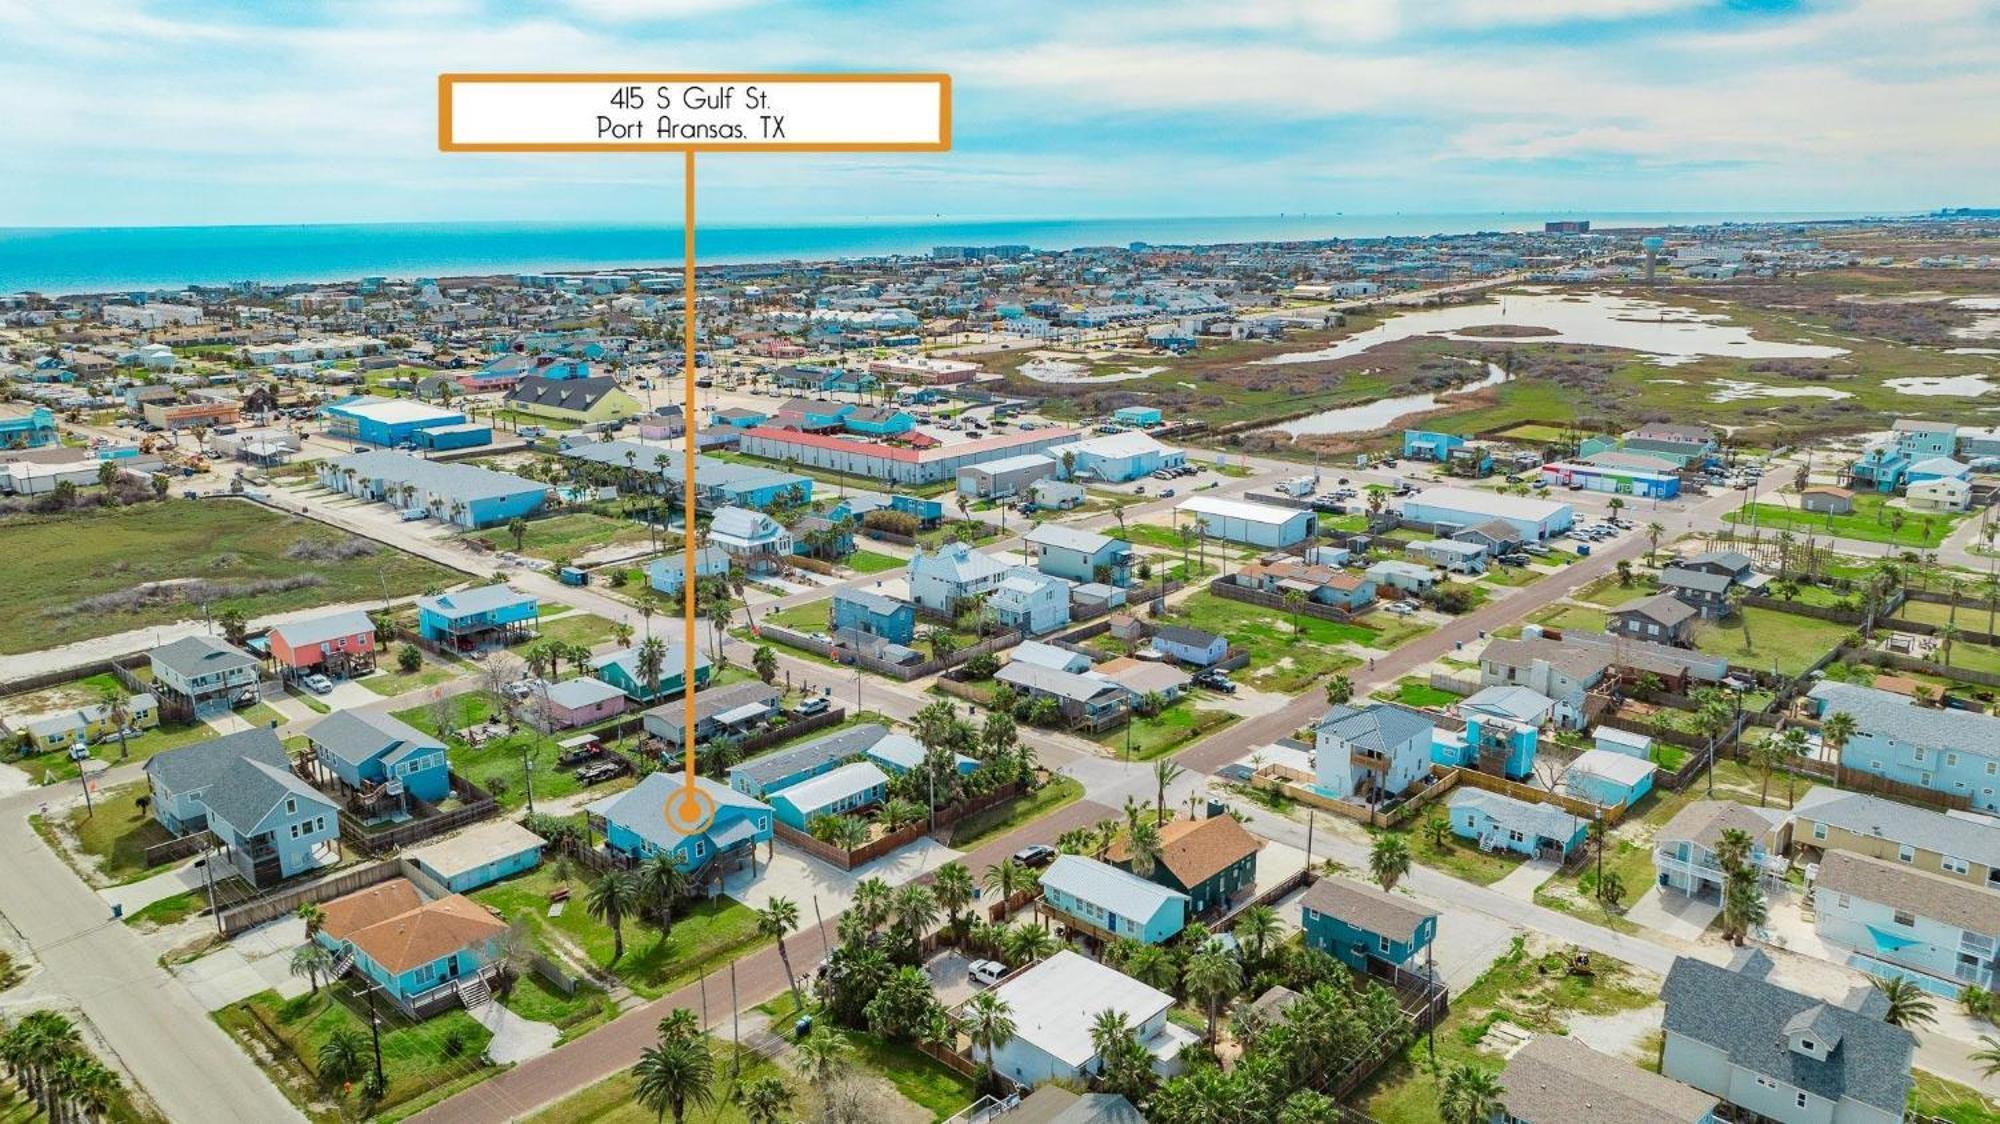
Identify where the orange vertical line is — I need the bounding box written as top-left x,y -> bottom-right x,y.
682,150 -> 699,798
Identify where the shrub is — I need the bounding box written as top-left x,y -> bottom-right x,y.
397,645 -> 423,673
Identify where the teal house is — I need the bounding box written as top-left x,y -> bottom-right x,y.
590,774 -> 772,875
1112,813 -> 1261,917
768,761 -> 888,830
312,878 -> 509,1016
591,641 -> 712,703
1300,877 -> 1437,974
0,407 -> 58,449
417,585 -> 538,649
1038,854 -> 1189,946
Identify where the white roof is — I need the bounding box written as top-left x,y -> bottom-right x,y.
1058,431 -> 1173,459
328,397 -> 461,424
1563,748 -> 1658,790
402,820 -> 544,880
989,950 -> 1174,1068
771,761 -> 887,812
1594,726 -> 1653,751
1404,486 -> 1571,523
1177,494 -> 1304,526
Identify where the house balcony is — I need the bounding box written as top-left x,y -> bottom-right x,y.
1351,748 -> 1392,773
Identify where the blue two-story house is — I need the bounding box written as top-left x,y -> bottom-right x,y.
305,710 -> 451,806
1039,854 -> 1189,946
145,728 -> 340,888
1430,711 -> 1539,781
1848,442 -> 1912,494
592,773 -> 773,875
831,589 -> 917,645
1815,851 -> 2000,992
1025,524 -> 1133,587
592,641 -> 712,704
1808,681 -> 2000,814
1300,877 -> 1438,974
648,546 -> 730,597
417,585 -> 538,649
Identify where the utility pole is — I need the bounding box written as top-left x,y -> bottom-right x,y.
523,750 -> 535,814
1304,809 -> 1315,873
363,982 -> 385,1091
730,960 -> 741,1077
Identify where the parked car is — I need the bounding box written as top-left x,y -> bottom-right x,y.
1013,844 -> 1057,868
1160,488 -> 1175,498
576,758 -> 631,785
301,673 -> 335,695
792,696 -> 831,718
1194,669 -> 1237,693
1384,601 -> 1417,615
969,959 -> 1008,988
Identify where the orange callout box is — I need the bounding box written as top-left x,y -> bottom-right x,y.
439,73 -> 950,152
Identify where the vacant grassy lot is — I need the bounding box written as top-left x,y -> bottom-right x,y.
1372,678 -> 1462,709
1691,606 -> 1852,676
1087,701 -> 1236,761
57,783 -> 177,884
845,549 -> 904,574
755,993 -> 979,1119
469,511 -> 654,560
214,985 -> 498,1122
948,774 -> 1084,848
534,612 -> 623,650
1362,937 -> 1658,1124
357,649 -> 461,698
1159,591 -> 1402,692
392,693 -> 640,810
1722,494 -> 1964,548
762,599 -> 832,633
0,499 -> 456,654
473,866 -> 768,1000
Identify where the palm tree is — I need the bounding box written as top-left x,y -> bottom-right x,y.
586,870 -> 639,965
792,1026 -> 849,1091
1233,904 -> 1281,969
891,882 -> 941,944
960,991 -> 1017,1070
296,902 -> 326,940
1874,975 -> 1939,1029
1282,588 -> 1307,634
983,859 -> 1032,907
735,1075 -> 792,1124
1126,819 -> 1163,879
1420,810 -> 1453,851
1820,711 -> 1857,765
1645,522 -> 1665,566
1722,867 -> 1766,947
636,853 -> 690,940
636,635 -> 668,701
1971,1034 -> 2000,1079
95,686 -> 133,761
1748,735 -> 1788,807
632,1024 -> 715,1124
290,944 -> 334,995
933,862 -> 975,939
1152,759 -> 1185,824
316,1027 -> 369,1090
1088,1008 -> 1134,1061
1439,1063 -> 1505,1124
852,877 -> 893,932
1370,834 -> 1412,891
757,897 -> 803,1010
1125,943 -> 1179,993
1183,945 -> 1243,1042
1774,726 -> 1810,807
1001,922 -> 1056,966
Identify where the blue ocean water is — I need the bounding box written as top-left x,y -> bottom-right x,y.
0,211 -> 1884,295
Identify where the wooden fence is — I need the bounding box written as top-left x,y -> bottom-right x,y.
757,623 -> 1023,682
338,774 -> 500,857
1206,576 -> 1377,624
1450,764 -> 1633,825
218,860 -> 404,937
770,781 -> 1025,871
1858,649 -> 2000,689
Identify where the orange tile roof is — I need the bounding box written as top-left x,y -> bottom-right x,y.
318,878 -> 423,942
1108,814 -> 1263,889
344,894 -> 508,975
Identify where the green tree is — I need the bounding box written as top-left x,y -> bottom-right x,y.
315,1027 -> 369,1090
1184,945 -> 1243,1042
735,1075 -> 792,1124
1152,759 -> 1184,824
752,645 -> 777,684
1420,810 -> 1453,851
1370,835 -> 1412,892
289,944 -> 333,995
585,870 -> 639,964
1324,674 -> 1354,706
933,861 -> 975,939
632,1017 -> 715,1124
960,991 -> 1016,1076
1439,1063 -> 1505,1124
1874,975 -> 1939,1029
757,897 -> 804,1010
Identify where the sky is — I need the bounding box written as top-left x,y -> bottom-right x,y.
2,0 -> 1995,228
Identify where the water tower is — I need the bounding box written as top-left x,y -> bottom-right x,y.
1642,236 -> 1666,282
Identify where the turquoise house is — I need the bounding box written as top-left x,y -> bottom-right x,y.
1559,748 -> 1657,810
1300,877 -> 1437,973
843,407 -> 917,436
312,878 -> 508,1015
0,408 -> 58,450
1429,713 -> 1538,781
768,761 -> 888,830
417,585 -> 538,648
591,774 -> 772,874
1038,854 -> 1189,945
591,642 -> 712,703
1113,406 -> 1162,427
305,709 -> 451,805
1447,788 -> 1587,860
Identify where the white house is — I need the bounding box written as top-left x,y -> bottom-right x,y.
706,506 -> 792,573
987,567 -> 1071,636
1176,495 -> 1316,549
906,542 -> 1010,615
980,951 -> 1198,1085
1313,703 -> 1434,806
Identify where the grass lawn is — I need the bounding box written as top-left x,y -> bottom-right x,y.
754,993 -> 978,1119
1908,1069 -> 2000,1124
1691,606 -> 1853,676
470,512 -> 653,560
1160,592 -> 1372,693
498,972 -> 617,1044
0,499 -> 456,655
949,774 -> 1085,848
358,654 -> 461,698
1087,702 -> 1236,762
392,694 -> 640,811
1722,494 -> 1963,548
523,1036 -> 804,1124
214,985 -> 498,1123
1372,678 -> 1462,709
761,599 -> 832,634
1362,937 -> 1659,1124
535,612 -> 623,650
845,549 -> 904,574
1372,825 -> 1525,887
472,866 -> 769,1000
238,701 -> 285,728
1529,603 -> 1610,635
12,717 -> 221,784
1892,597 -> 2000,631
125,889 -> 202,929
62,783 -> 180,884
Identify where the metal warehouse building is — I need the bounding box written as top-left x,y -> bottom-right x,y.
1399,487 -> 1574,543
1176,495 -> 1317,548
321,396 -> 469,447
738,425 -> 1080,486
957,452 -> 1059,498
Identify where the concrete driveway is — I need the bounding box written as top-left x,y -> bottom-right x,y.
472,1000 -> 561,1064
319,679 -> 384,711
1490,858 -> 1560,902
172,916 -> 313,1011
1625,886 -> 1718,942
722,837 -> 964,917
101,860 -> 207,915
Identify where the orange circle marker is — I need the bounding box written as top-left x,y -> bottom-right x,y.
664,782 -> 717,836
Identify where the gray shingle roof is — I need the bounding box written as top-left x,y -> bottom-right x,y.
1615,591 -> 1697,628
1793,787 -> 2000,871
306,710 -> 444,769
268,609 -> 376,650
1816,851 -> 2000,935
506,374 -> 620,411
149,634 -> 258,681
641,681 -> 781,734
202,757 -> 335,836
1313,702 -> 1433,752
1808,681 -> 2000,757
1300,877 -> 1435,945
726,723 -> 889,792
1661,955 -> 1914,1116
145,727 -> 288,797
1501,1034 -> 1718,1124
1659,566 -> 1733,595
